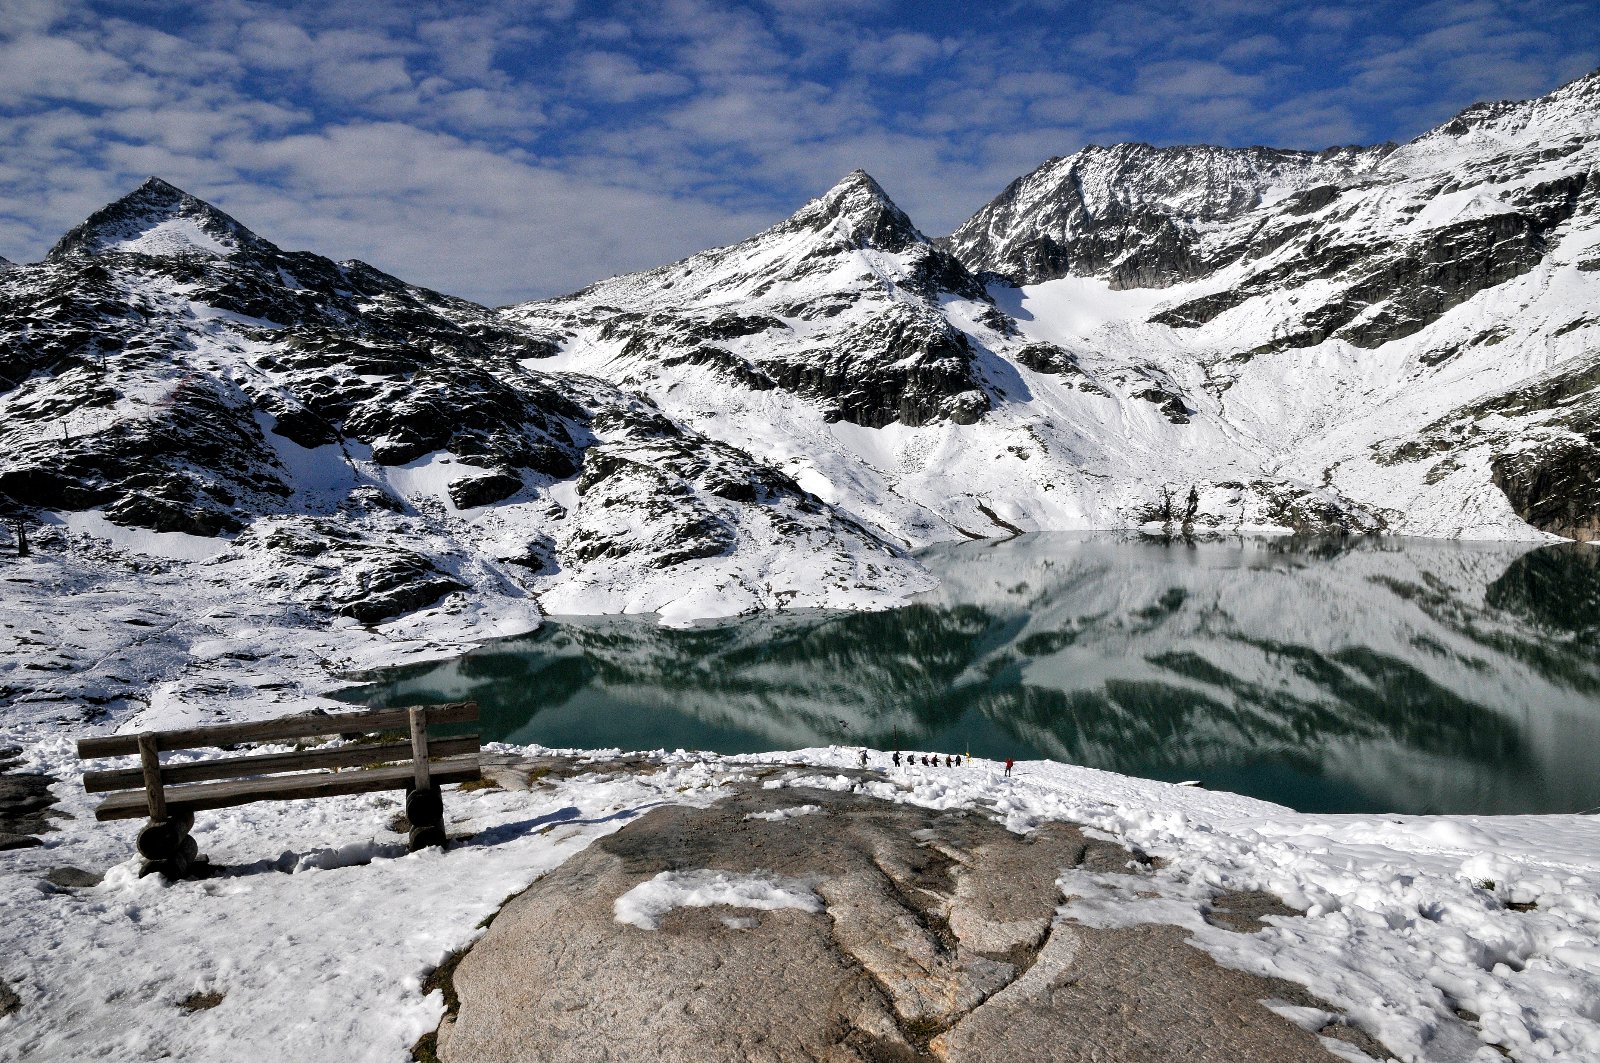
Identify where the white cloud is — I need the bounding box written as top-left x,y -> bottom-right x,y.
574,52 -> 693,102
0,0 -> 1594,303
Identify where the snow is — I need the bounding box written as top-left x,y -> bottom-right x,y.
0,738 -> 738,1062
380,450 -> 470,512
743,804 -> 821,821
104,217 -> 233,258
2,714 -> 1597,1062
251,412 -> 359,503
987,277 -> 1189,345
613,868 -> 823,930
50,510 -> 231,562
1407,188 -> 1517,233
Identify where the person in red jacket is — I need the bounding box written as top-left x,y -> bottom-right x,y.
1004,757 -> 1014,777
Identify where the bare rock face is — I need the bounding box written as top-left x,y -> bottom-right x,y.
0,745 -> 57,851
436,784 -> 1361,1063
929,922 -> 1350,1063
945,143 -> 1389,289
1490,439 -> 1600,542
0,977 -> 19,1018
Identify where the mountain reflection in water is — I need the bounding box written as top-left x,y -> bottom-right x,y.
342,535 -> 1600,815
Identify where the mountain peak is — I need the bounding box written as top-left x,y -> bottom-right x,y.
47,177 -> 267,262
795,169 -> 925,252
830,168 -> 889,196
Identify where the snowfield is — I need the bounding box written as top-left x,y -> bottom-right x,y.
2,741 -> 1596,1062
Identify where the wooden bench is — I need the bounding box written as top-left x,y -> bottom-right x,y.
76,702 -> 482,877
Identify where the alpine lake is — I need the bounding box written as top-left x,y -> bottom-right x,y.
339,534 -> 1600,816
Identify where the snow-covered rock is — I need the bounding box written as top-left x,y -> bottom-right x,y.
945,142 -> 1391,289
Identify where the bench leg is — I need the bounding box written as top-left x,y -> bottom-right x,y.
137,814 -> 202,878
406,785 -> 447,852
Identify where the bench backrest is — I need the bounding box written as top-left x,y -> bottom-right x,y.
76,702 -> 481,822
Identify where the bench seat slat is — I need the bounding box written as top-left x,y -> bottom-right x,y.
92,755 -> 482,821
76,702 -> 479,759
82,735 -> 482,794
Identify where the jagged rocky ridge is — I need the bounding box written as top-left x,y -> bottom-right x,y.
515,69 -> 1600,545
513,171 -> 997,432
0,179 -> 929,638
945,142 -> 1393,289
511,173 -> 1382,545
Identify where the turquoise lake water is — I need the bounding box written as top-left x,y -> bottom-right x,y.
340,534 -> 1600,815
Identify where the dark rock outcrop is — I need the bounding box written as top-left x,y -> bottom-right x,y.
1153,186 -> 1584,350
0,746 -> 57,852
762,306 -> 989,428
1491,440 -> 1600,542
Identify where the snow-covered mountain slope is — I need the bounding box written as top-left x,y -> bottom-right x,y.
0,179 -> 930,721
512,70 -> 1600,547
512,170 -> 998,431
508,173 -> 1379,547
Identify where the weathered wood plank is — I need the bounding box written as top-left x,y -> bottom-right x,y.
409,707 -> 432,791
137,733 -> 166,821
93,755 -> 482,821
83,735 -> 482,794
76,702 -> 478,759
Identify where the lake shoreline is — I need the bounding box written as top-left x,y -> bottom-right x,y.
341,534 -> 1600,817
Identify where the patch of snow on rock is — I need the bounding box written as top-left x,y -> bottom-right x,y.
613,868 -> 824,930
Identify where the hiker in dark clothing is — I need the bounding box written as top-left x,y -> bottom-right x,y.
860,749 -> 869,769
892,751 -> 901,768
1004,757 -> 1014,777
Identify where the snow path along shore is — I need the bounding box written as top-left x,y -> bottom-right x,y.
1,742 -> 1596,1062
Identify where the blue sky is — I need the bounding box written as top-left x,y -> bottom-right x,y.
2,0 -> 1596,304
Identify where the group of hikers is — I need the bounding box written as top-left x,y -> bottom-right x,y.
858,749 -> 1016,776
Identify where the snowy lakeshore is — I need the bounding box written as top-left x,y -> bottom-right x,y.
4,738 -> 1600,1062
5,534 -> 1600,1061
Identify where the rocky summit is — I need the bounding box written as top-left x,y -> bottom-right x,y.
2,71 -> 1599,695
